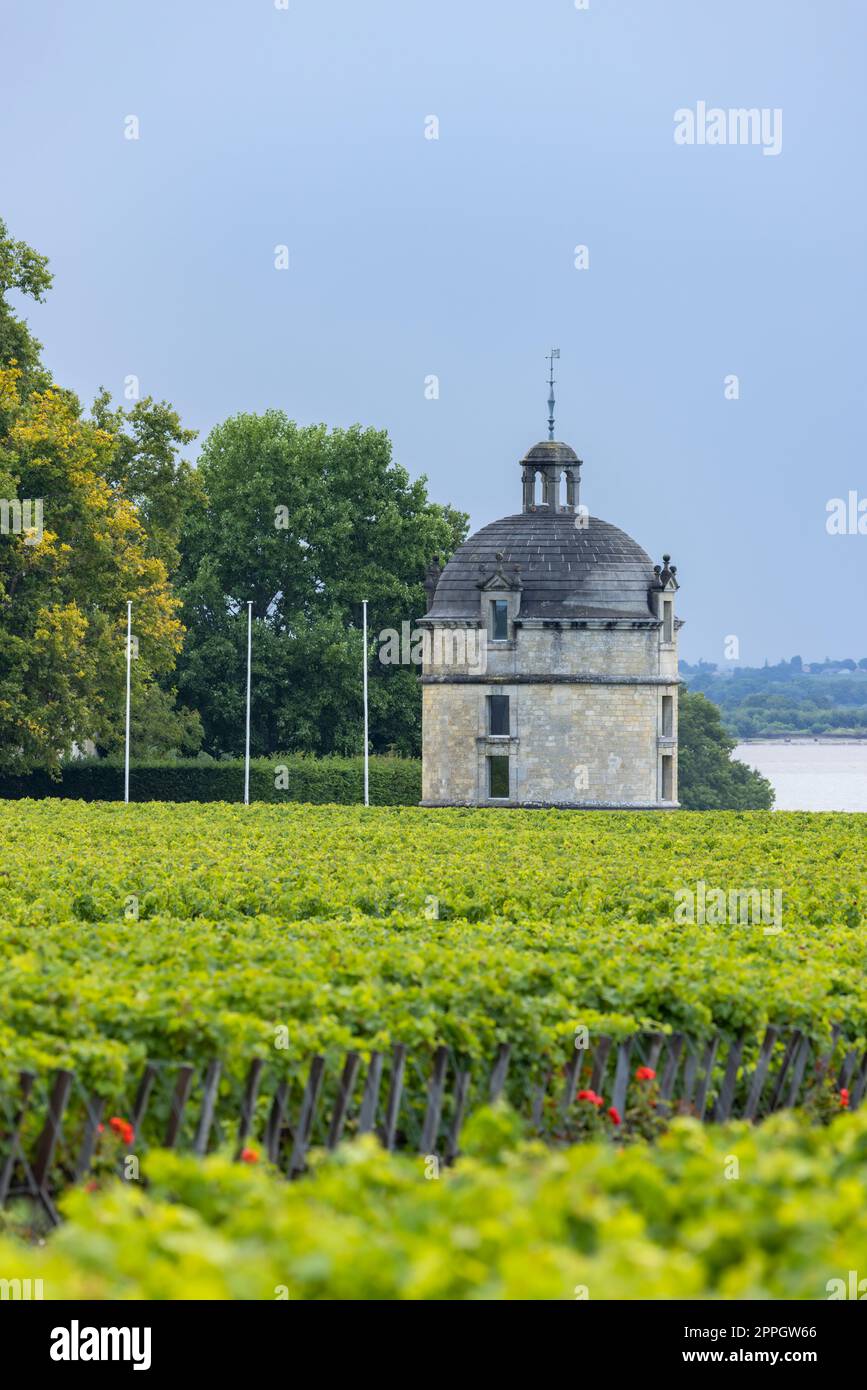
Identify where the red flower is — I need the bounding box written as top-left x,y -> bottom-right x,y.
576,1089 -> 604,1107
108,1116 -> 135,1146
240,1147 -> 259,1163
608,1107 -> 622,1126
635,1066 -> 656,1082
84,1179 -> 99,1193
840,1089 -> 850,1110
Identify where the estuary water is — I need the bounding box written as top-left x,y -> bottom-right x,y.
732,741 -> 867,812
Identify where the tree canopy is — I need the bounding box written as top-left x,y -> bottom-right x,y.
176,411 -> 468,756
0,216 -> 52,393
678,689 -> 774,810
0,219 -> 200,770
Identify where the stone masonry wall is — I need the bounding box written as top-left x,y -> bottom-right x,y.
421,623 -> 679,807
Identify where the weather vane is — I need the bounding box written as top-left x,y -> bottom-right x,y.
546,347 -> 560,440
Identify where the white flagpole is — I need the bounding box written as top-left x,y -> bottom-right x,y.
124,600 -> 132,804
244,601 -> 253,806
362,599 -> 369,807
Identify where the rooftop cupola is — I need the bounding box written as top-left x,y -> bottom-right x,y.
520,439 -> 582,513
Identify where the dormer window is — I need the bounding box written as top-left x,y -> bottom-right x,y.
490,600 -> 509,642
476,553 -> 522,634
662,599 -> 673,644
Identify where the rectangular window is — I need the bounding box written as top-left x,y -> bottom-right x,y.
488,694 -> 510,736
661,694 -> 673,737
663,600 -> 673,644
661,754 -> 673,801
491,600 -> 509,642
488,755 -> 510,799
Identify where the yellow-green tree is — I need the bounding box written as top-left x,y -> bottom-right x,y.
0,218 -> 192,771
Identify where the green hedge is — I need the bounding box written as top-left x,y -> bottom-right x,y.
0,756 -> 421,805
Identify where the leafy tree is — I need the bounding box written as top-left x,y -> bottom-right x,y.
0,216 -> 52,393
0,365 -> 185,770
127,682 -> 203,759
83,393 -> 206,757
0,219 -> 196,770
678,689 -> 774,810
177,411 -> 468,756
90,390 -> 203,578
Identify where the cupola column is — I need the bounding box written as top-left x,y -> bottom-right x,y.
521,466 -> 535,510
542,467 -> 560,511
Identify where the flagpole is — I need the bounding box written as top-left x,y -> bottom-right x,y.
362,599 -> 369,807
244,601 -> 252,806
124,601 -> 132,804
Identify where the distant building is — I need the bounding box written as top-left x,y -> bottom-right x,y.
420,434 -> 681,808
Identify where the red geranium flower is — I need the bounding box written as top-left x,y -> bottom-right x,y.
108,1116 -> 135,1146
576,1089 -> 604,1106
240,1147 -> 259,1163
608,1107 -> 622,1126
635,1066 -> 656,1082
840,1088 -> 850,1110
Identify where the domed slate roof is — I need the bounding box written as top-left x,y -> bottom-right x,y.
426,510 -> 657,620
521,440 -> 580,467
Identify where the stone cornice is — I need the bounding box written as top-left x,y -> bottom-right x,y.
422,673 -> 683,686
418,616 -> 664,630
420,799 -> 680,810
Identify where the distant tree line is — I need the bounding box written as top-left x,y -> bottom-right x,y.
680,657 -> 867,739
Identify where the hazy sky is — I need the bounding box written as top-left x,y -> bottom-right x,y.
2,0 -> 864,662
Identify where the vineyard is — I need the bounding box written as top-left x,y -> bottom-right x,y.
2,800 -> 866,1298
1,800 -> 865,1101
0,800 -> 861,1100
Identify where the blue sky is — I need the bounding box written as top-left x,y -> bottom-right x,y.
2,0 -> 864,662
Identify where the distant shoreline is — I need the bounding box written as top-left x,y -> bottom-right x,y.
734,736 -> 867,745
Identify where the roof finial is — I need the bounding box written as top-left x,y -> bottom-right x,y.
546,347 -> 559,441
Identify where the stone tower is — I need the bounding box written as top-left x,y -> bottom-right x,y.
419,438 -> 681,807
